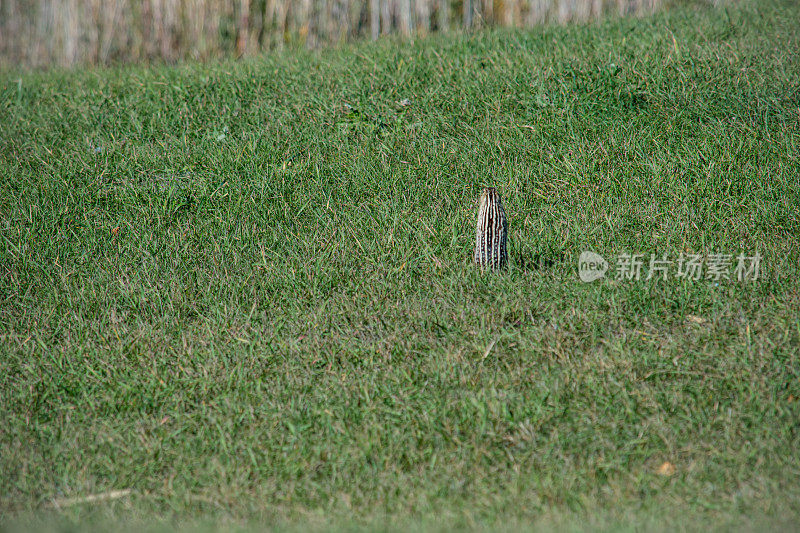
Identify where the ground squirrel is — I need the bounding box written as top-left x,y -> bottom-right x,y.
474,187 -> 508,271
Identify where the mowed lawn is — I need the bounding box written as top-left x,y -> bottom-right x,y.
1,0 -> 799,530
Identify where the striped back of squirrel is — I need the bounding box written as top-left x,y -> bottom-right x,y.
474,187 -> 508,271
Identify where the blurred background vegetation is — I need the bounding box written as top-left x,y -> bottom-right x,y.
1,0 -> 666,68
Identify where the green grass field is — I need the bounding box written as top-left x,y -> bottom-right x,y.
2,0 -> 799,530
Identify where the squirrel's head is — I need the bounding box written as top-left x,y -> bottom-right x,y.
479,187 -> 501,206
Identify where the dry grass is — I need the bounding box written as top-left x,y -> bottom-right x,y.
1,0 -> 663,67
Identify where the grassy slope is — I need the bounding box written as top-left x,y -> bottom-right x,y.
1,0 -> 799,529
